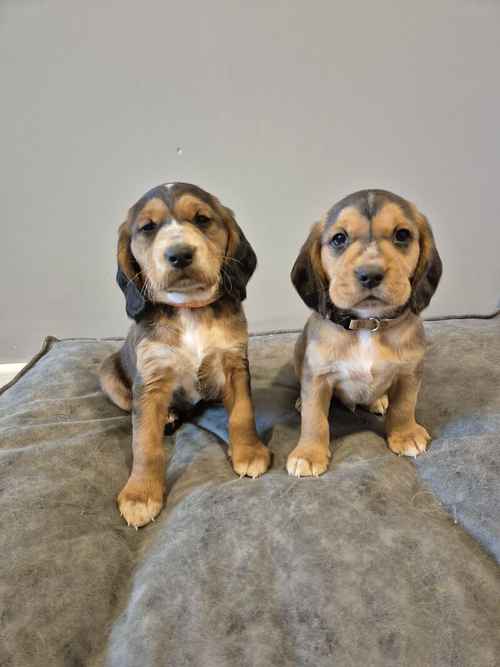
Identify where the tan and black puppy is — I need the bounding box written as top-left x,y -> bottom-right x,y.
289,189 -> 442,477
100,182 -> 270,527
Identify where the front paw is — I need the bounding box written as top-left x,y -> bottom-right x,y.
230,441 -> 271,479
367,394 -> 389,416
387,423 -> 431,458
117,477 -> 164,528
286,444 -> 331,477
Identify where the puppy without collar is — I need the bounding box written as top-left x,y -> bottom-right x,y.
100,182 -> 270,527
288,189 -> 442,477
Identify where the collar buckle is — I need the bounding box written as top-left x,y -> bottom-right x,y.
348,317 -> 381,333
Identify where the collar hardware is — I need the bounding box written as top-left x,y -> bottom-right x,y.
347,317 -> 381,333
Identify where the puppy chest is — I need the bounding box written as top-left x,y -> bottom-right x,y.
340,341 -> 397,404
138,310 -> 248,406
180,318 -> 235,366
178,316 -> 242,399
315,333 -> 397,405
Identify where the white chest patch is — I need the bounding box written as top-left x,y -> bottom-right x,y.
181,314 -> 208,367
180,311 -> 240,362
339,331 -> 397,407
336,331 -> 375,384
137,311 -> 244,405
177,311 -> 243,400
310,330 -> 397,408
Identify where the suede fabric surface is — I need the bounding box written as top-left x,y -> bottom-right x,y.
0,317 -> 499,667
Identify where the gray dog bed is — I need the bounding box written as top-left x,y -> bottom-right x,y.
1,315 -> 499,667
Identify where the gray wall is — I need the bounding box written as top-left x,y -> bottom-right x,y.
1,0 -> 499,362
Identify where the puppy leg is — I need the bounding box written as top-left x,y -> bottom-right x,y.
287,373 -> 333,477
386,370 -> 430,457
99,351 -> 132,412
223,355 -> 270,479
118,374 -> 173,527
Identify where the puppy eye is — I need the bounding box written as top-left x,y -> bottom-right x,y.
193,213 -> 210,226
394,228 -> 412,244
141,220 -> 156,233
331,232 -> 348,248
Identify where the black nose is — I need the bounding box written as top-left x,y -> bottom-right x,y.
165,244 -> 195,269
355,266 -> 384,289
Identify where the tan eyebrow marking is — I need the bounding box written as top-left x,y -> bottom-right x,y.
329,206 -> 370,241
174,194 -> 213,220
138,197 -> 168,221
371,202 -> 416,238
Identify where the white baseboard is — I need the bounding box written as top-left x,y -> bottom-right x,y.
0,363 -> 27,387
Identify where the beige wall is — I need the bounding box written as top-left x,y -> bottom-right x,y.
1,0 -> 499,362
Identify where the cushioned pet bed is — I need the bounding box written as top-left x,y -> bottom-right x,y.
1,315 -> 499,667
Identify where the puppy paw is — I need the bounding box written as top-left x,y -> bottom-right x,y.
388,424 -> 431,458
286,444 -> 331,477
367,394 -> 389,416
230,442 -> 271,479
165,410 -> 178,424
117,478 -> 164,528
295,397 -> 302,413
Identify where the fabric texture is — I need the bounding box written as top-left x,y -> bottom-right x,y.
0,317 -> 499,667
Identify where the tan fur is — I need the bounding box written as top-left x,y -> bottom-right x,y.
173,193 -> 213,220
138,196 -> 168,222
100,183 -> 266,527
99,352 -> 132,411
289,191 -> 441,476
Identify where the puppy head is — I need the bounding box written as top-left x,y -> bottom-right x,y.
116,182 -> 256,319
291,190 -> 442,319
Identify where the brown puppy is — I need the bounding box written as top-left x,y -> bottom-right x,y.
100,182 -> 270,527
288,189 -> 442,477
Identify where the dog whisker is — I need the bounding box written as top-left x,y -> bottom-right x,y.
220,266 -> 234,293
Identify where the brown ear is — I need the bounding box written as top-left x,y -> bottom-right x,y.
116,218 -> 147,320
410,212 -> 443,314
291,222 -> 330,315
219,204 -> 257,302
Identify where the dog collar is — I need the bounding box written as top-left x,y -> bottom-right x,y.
328,308 -> 410,333
337,316 -> 385,333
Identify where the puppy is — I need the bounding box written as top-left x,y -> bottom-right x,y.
288,189 -> 442,477
100,182 -> 270,527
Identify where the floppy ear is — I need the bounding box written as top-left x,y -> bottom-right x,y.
220,206 -> 257,302
410,212 -> 443,314
116,219 -> 147,320
291,222 -> 330,315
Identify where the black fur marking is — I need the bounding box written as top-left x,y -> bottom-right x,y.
290,236 -> 326,315
326,189 -> 415,228
222,226 -> 257,302
130,182 -> 215,219
410,247 -> 443,314
116,268 -> 148,321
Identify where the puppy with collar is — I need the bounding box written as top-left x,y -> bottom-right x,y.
288,189 -> 442,477
100,182 -> 270,527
